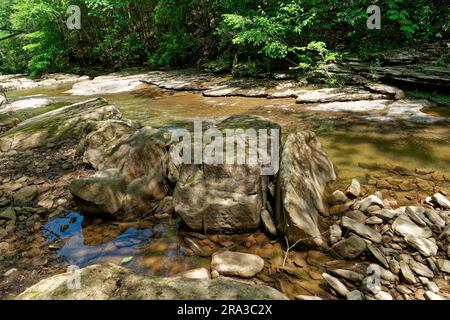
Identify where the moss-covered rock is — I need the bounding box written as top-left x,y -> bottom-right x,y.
0,98 -> 121,152
16,263 -> 288,300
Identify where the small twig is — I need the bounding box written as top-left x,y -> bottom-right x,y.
281,230 -> 331,270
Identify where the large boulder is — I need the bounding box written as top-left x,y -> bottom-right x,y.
275,131 -> 336,247
78,119 -> 140,170
173,115 -> 280,233
173,164 -> 267,232
68,169 -> 127,214
0,98 -> 122,152
69,127 -> 169,216
16,263 -> 287,300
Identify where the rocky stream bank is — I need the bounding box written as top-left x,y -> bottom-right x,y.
0,63 -> 449,300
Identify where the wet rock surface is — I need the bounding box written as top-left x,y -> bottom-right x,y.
0,74 -> 89,92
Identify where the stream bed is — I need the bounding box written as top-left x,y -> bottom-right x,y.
2,76 -> 450,299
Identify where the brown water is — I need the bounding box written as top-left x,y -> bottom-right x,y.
8,83 -> 450,183
6,80 -> 450,298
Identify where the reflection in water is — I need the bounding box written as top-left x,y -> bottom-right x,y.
8,83 -> 449,182
42,213 -> 208,276
43,212 -> 152,268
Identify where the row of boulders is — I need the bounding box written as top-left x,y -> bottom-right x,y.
0,96 -> 338,246
66,110 -> 336,245
308,178 -> 450,300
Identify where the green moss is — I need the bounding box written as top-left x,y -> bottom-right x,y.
13,102 -> 67,122
407,90 -> 450,107
312,121 -> 336,135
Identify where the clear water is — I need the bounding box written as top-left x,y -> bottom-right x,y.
43,212 -> 153,268
5,80 -> 449,298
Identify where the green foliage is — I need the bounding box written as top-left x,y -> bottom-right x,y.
313,121 -> 336,135
0,0 -> 448,76
368,59 -> 382,81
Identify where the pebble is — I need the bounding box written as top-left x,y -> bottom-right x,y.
373,209 -> 397,221
396,285 -> 413,295
180,268 -> 210,280
358,195 -> 384,212
346,290 -> 364,300
0,241 -> 10,254
322,273 -> 349,297
211,251 -> 264,278
424,208 -> 446,229
432,193 -> 450,209
260,209 -> 277,236
0,207 -> 16,220
426,281 -> 440,293
211,270 -> 219,279
400,261 -> 417,284
341,216 -> 382,243
409,260 -> 434,278
424,291 -> 445,300
330,269 -> 364,282
404,235 -> 438,257
295,295 -> 323,300
388,257 -> 401,275
331,235 -> 367,259
405,206 -> 427,227
375,291 -> 393,300
346,179 -> 361,199
344,210 -> 367,223
367,245 -> 390,269
3,268 -> 18,277
392,215 -> 432,239
329,190 -> 348,205
440,224 -> 450,240
436,259 -> 450,274
365,216 -> 383,225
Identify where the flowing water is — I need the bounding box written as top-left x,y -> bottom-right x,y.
5,79 -> 450,297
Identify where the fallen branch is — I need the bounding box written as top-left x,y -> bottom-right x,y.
281,230 -> 331,270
